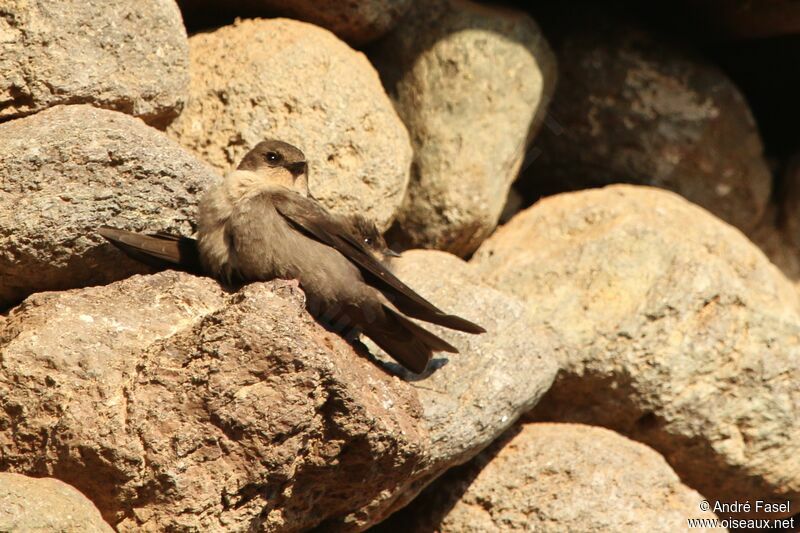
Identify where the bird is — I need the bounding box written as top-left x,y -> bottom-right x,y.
96,216 -> 393,274
100,140 -> 485,373
347,214 -> 402,263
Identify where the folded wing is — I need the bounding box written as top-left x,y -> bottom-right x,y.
268,190 -> 486,334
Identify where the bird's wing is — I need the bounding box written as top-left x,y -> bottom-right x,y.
267,190 -> 485,334
98,226 -> 203,274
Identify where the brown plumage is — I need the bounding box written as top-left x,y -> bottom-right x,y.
100,140 -> 485,373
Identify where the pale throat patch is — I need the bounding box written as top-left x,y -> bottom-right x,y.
224,168 -> 308,202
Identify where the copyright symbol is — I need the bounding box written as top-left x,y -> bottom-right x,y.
699,500 -> 710,512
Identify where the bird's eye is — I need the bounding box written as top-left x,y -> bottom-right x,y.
265,151 -> 281,163
364,237 -> 373,246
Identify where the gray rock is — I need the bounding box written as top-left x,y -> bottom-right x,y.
0,0 -> 188,127
372,0 -> 556,256
523,19 -> 771,233
377,423 -> 720,532
0,272 -> 427,531
472,185 -> 800,517
0,473 -> 113,533
346,250 -> 559,528
0,104 -> 219,309
167,18 -> 412,230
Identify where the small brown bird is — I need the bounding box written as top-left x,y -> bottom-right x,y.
348,215 -> 402,263
100,140 -> 484,373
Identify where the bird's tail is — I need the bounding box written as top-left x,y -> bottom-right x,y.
98,226 -> 203,274
363,304 -> 458,374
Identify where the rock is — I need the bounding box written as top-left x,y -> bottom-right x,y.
0,252 -> 557,531
522,19 -> 771,233
376,423 -> 720,532
167,18 -> 412,230
472,185 -> 800,517
0,271 -> 427,531
0,104 -> 219,310
341,250 -> 558,528
372,0 -> 556,256
0,473 -> 113,533
369,251 -> 558,466
748,203 -> 800,284
0,0 -> 188,127
177,0 -> 412,46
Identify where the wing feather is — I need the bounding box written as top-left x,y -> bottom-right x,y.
268,191 -> 485,334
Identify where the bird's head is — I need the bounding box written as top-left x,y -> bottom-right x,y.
237,139 -> 309,196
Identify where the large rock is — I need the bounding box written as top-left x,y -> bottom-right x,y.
345,250 -> 558,527
0,252 -> 557,531
0,473 -> 113,533
0,0 -> 188,127
0,104 -> 218,309
178,0 -> 412,45
167,18 -> 412,230
372,0 -> 556,256
523,19 -> 771,233
369,251 -> 558,466
376,423 -> 720,532
0,272 -> 427,531
472,185 -> 800,517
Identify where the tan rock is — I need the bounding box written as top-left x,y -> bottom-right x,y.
0,104 -> 218,310
377,423 -> 720,532
0,271 -> 426,531
0,251 -> 557,531
0,473 -> 113,533
472,185 -> 800,516
345,250 -> 559,528
178,0 -> 412,45
0,0 -> 188,127
523,19 -> 771,233
167,18 -> 412,230
372,0 -> 556,256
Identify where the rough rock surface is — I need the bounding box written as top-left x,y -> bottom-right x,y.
523,20 -> 771,233
371,251 -> 558,466
345,250 -> 558,527
167,18 -> 412,230
0,0 -> 188,127
0,104 -> 219,309
376,423 -> 720,532
472,185 -> 800,516
259,0 -> 412,45
0,271 -> 427,531
373,0 -> 556,256
0,473 -> 113,533
0,251 -> 557,531
180,0 -> 413,46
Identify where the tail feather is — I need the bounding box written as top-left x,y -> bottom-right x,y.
98,226 -> 202,274
363,305 -> 458,374
387,296 -> 486,334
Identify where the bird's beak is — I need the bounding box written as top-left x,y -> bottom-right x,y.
384,248 -> 402,258
287,161 -> 308,177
